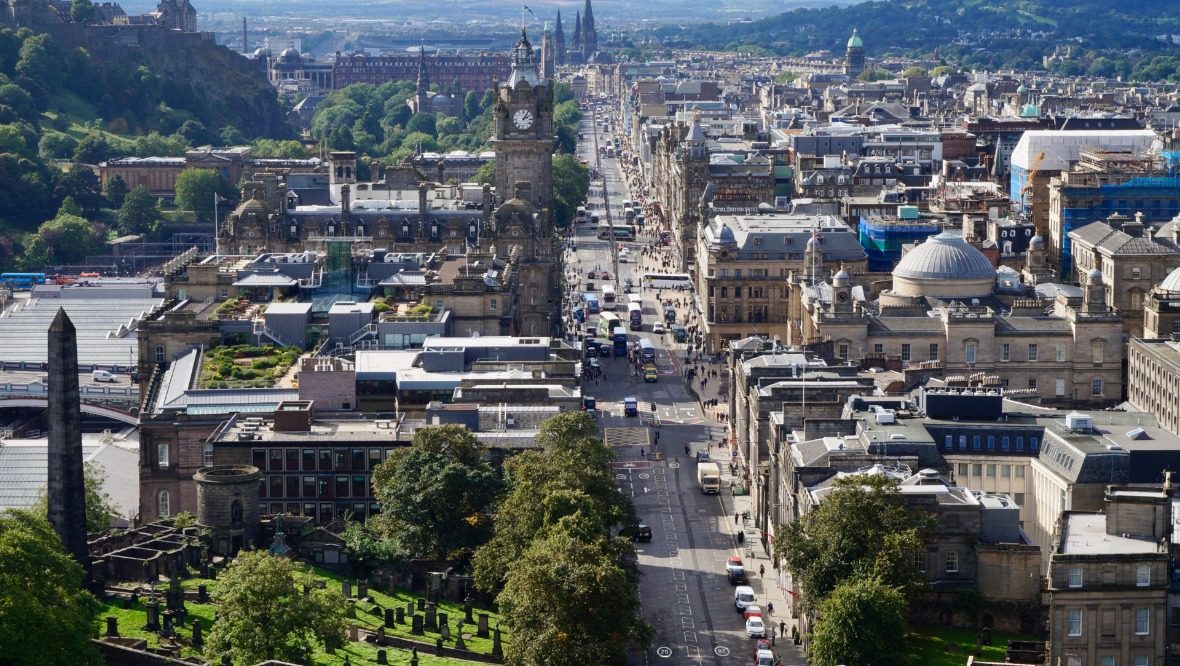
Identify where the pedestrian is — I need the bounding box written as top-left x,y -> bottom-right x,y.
735,512 -> 739,524
780,620 -> 786,637
760,564 -> 765,578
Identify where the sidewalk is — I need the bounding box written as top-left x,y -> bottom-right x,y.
723,471 -> 807,663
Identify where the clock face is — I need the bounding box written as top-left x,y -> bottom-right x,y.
513,108 -> 534,130
511,229 -> 521,237
449,230 -> 457,237
837,291 -> 849,302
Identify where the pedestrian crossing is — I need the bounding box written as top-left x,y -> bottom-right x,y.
604,427 -> 650,448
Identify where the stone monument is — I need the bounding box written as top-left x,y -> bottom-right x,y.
46,309 -> 89,571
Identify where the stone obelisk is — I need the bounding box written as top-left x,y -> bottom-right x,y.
47,308 -> 89,571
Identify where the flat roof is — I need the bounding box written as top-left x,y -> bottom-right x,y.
0,298 -> 164,366
1059,512 -> 1162,556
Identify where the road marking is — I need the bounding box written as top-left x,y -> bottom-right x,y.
655,646 -> 672,658
714,646 -> 730,657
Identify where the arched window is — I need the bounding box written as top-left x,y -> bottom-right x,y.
155,345 -> 165,364
158,490 -> 171,518
231,500 -> 243,526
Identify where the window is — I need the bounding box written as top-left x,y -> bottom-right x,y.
1135,607 -> 1149,635
1132,267 -> 1142,279
158,490 -> 170,518
155,345 -> 165,363
252,448 -> 267,469
157,443 -> 170,469
1001,465 -> 1010,477
203,444 -> 214,466
987,464 -> 996,477
945,551 -> 959,573
929,343 -> 939,360
959,436 -> 967,450
1067,609 -> 1083,636
838,344 -> 849,362
1134,658 -> 1149,666
1068,566 -> 1083,588
965,342 -> 977,364
1100,658 -> 1114,666
945,435 -> 954,449
1028,344 -> 1038,362
1002,436 -> 1010,451
1092,379 -> 1103,397
1066,658 -> 1081,666
1000,343 -> 1010,362
1016,437 -> 1025,451
901,343 -> 911,362
1092,341 -> 1105,364
987,436 -> 995,450
1028,378 -> 1038,391
958,463 -> 968,476
914,551 -> 927,572
972,463 -> 982,476
1057,345 -> 1067,362
1137,564 -> 1151,587
489,298 -> 498,311
874,343 -> 883,354
1014,492 -> 1025,506
973,435 -> 981,450
1031,437 -> 1039,451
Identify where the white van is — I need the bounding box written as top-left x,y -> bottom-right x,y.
92,370 -> 117,383
734,585 -> 755,612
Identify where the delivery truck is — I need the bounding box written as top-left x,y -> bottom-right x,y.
697,462 -> 722,494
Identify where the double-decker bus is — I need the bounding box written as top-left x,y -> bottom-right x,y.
637,338 -> 656,363
0,273 -> 47,289
627,302 -> 643,331
597,224 -> 635,241
612,326 -> 628,356
599,311 -> 620,334
584,293 -> 601,314
601,284 -> 616,307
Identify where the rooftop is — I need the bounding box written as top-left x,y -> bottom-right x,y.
1058,512 -> 1162,556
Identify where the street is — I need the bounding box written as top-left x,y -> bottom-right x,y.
563,101 -> 806,665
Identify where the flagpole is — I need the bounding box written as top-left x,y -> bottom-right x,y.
213,193 -> 220,256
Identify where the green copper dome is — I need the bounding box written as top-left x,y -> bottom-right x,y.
847,29 -> 863,49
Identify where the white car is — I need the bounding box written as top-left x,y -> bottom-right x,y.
746,616 -> 766,638
756,649 -> 775,666
652,323 -> 666,334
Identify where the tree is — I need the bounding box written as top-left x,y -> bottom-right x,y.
473,412 -> 636,592
405,111 -> 437,137
103,173 -> 129,207
0,510 -> 102,666
117,184 -> 160,235
341,519 -> 408,577
70,0 -> 95,22
774,70 -> 798,84
25,212 -> 106,266
858,68 -> 895,82
463,90 -> 482,122
473,161 -> 495,185
808,578 -> 910,666
551,153 -> 589,228
370,425 -> 504,560
33,461 -> 121,532
775,474 -> 933,615
174,169 -> 229,222
55,162 -> 104,216
205,550 -> 347,665
497,526 -> 652,666
901,66 -> 929,78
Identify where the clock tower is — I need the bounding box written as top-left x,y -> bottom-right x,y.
488,28 -> 560,337
491,28 -> 554,214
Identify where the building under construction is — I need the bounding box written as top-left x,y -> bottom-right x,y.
1048,144 -> 1180,279
857,205 -> 946,272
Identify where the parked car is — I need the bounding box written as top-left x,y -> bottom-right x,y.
588,270 -> 599,279
734,585 -> 755,612
697,450 -> 710,463
746,616 -> 766,638
752,639 -> 771,659
756,648 -> 775,666
634,524 -> 652,542
743,605 -> 763,621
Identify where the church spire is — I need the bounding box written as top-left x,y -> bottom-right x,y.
554,9 -> 566,66
415,41 -> 430,113
572,10 -> 582,53
581,0 -> 597,57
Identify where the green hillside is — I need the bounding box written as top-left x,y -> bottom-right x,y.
658,0 -> 1180,76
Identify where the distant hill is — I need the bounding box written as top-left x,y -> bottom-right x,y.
657,0 -> 1180,70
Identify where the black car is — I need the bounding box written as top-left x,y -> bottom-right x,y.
622,523 -> 653,542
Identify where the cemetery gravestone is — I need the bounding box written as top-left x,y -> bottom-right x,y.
492,625 -> 503,657
477,613 -> 489,638
105,616 -> 118,637
191,619 -> 203,648
411,614 -> 424,635
384,608 -> 394,628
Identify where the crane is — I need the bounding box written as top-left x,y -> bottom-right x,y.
1019,150 -> 1045,214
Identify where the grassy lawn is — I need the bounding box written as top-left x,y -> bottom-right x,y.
197,343 -> 301,387
96,569 -> 505,666
907,624 -> 1041,666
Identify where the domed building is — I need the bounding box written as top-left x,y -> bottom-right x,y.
793,232 -> 1124,407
